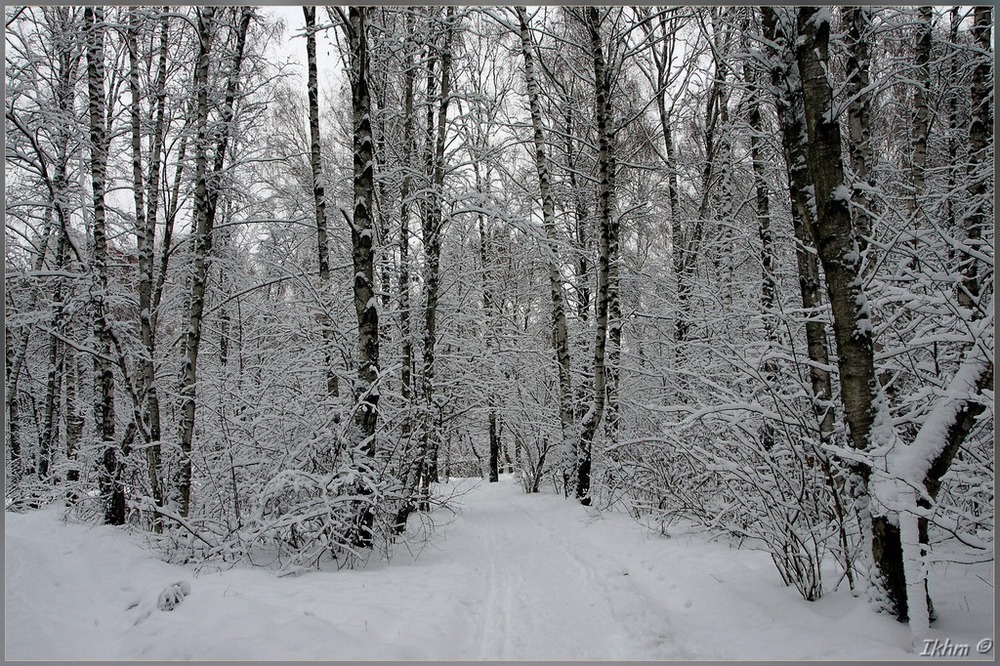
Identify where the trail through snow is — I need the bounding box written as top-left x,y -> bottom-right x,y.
5,476 -> 993,660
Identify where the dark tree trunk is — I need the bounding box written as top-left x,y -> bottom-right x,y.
576,6 -> 617,505
5,313 -> 23,480
349,5 -> 379,449
843,6 -> 875,255
960,7 -> 992,311
796,6 -> 905,620
176,7 -> 251,518
85,6 -> 125,525
762,7 -> 835,438
419,7 -> 455,502
129,6 -> 165,521
796,8 -> 877,462
304,6 -> 339,400
347,6 -> 380,547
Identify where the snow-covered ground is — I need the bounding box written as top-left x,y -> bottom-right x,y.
5,476 -> 994,660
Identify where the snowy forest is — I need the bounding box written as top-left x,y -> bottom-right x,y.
4,4 -> 995,659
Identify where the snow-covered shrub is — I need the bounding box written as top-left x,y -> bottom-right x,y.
246,452 -> 402,570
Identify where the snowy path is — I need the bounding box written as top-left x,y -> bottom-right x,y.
6,476 -> 993,660
447,483 -> 686,660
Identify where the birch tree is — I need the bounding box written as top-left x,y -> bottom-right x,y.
84,6 -> 126,525
175,6 -> 252,518
515,6 -> 575,493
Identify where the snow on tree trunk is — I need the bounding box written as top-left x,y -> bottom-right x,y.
960,6 -> 992,312
762,7 -> 835,438
843,6 -> 875,257
176,7 -> 251,518
129,7 -> 165,520
577,6 -> 616,506
349,6 -> 379,453
85,6 -> 125,525
515,6 -> 575,493
304,6 -> 339,400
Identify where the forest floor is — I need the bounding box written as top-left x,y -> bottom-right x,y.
5,475 -> 993,661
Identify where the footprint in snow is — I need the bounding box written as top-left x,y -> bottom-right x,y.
157,581 -> 191,611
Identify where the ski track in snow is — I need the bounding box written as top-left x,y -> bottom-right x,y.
6,476 -> 994,661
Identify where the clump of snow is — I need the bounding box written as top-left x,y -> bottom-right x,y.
5,479 -> 993,660
156,581 -> 191,611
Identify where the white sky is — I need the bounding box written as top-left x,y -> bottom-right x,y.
261,6 -> 347,105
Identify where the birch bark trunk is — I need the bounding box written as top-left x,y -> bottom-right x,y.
515,5 -> 575,492
85,6 -> 125,525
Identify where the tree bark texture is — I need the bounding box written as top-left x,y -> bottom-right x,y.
304,6 -> 339,399
516,5 -> 575,489
843,6 -> 875,255
577,6 -> 616,505
960,7 -> 992,312
85,6 -> 126,525
350,6 -> 379,452
129,6 -> 164,516
176,6 -> 251,518
762,7 -> 835,439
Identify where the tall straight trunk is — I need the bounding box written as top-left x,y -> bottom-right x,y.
398,11 -> 416,429
129,6 -> 164,516
908,7 -> 933,236
515,6 -> 575,486
744,56 -> 778,455
176,6 -> 216,518
419,6 -> 455,496
85,6 -> 125,525
35,205 -> 60,481
304,6 -> 338,399
763,11 -> 835,425
577,6 -> 616,505
795,9 -> 874,458
346,5 -> 379,548
393,26 -> 425,515
349,6 -> 379,451
474,167 -> 499,483
40,305 -> 62,480
563,107 -> 591,327
605,152 -> 622,444
945,8 -> 960,259
176,7 -> 252,518
5,314 -> 23,479
747,75 -> 775,323
675,16 -> 726,345
960,7 -> 992,311
843,6 -> 875,255
564,105 -> 592,442
63,345 -> 84,484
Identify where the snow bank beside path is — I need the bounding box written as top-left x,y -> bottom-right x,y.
5,477 -> 993,660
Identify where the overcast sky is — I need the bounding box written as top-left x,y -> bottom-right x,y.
262,6 -> 347,105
